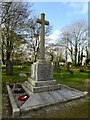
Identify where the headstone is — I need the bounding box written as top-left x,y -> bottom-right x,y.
66,62 -> 72,71
19,74 -> 27,77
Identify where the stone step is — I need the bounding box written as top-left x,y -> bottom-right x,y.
24,81 -> 34,92
24,81 -> 61,93
21,83 -> 32,95
28,78 -> 57,87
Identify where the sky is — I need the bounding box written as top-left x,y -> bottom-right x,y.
30,1 -> 88,43
33,2 -> 88,30
3,0 -> 88,43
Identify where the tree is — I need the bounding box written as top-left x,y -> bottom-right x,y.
56,20 -> 88,66
0,2 -> 33,75
46,43 -> 64,71
72,20 -> 88,65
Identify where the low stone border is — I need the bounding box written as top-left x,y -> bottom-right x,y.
6,85 -> 20,117
6,83 -> 88,117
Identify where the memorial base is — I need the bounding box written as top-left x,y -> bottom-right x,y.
23,60 -> 61,93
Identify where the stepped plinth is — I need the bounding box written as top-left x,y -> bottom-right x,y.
23,60 -> 61,93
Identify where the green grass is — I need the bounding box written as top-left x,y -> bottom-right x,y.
53,66 -> 89,91
2,65 -> 90,93
2,65 -> 30,93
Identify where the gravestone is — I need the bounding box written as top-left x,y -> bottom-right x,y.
23,13 -> 61,93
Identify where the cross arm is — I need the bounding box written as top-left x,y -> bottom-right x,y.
36,18 -> 49,25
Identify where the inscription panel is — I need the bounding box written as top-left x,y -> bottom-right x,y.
36,63 -> 53,81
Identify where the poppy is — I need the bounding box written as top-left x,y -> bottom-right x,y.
18,94 -> 29,101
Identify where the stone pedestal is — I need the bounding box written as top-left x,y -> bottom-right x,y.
23,60 -> 61,93
31,60 -> 53,81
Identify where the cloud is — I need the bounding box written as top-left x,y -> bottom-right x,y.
46,30 -> 61,43
80,3 -> 88,14
67,2 -> 88,15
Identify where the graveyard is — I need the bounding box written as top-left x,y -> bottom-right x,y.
2,13 -> 89,118
1,2 -> 90,119
2,65 -> 89,118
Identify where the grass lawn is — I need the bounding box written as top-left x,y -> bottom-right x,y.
2,65 -> 29,93
2,65 -> 90,93
54,66 -> 90,91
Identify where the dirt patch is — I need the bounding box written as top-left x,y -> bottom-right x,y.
2,93 -> 12,118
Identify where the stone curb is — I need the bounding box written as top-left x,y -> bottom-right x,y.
6,83 -> 88,116
6,85 -> 20,117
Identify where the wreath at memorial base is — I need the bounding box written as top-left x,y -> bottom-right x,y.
18,94 -> 29,101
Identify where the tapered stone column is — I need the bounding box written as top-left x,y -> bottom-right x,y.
37,13 -> 49,61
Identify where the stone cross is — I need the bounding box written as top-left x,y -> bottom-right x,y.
37,13 -> 49,60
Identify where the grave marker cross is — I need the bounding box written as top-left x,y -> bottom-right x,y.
37,13 -> 49,60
